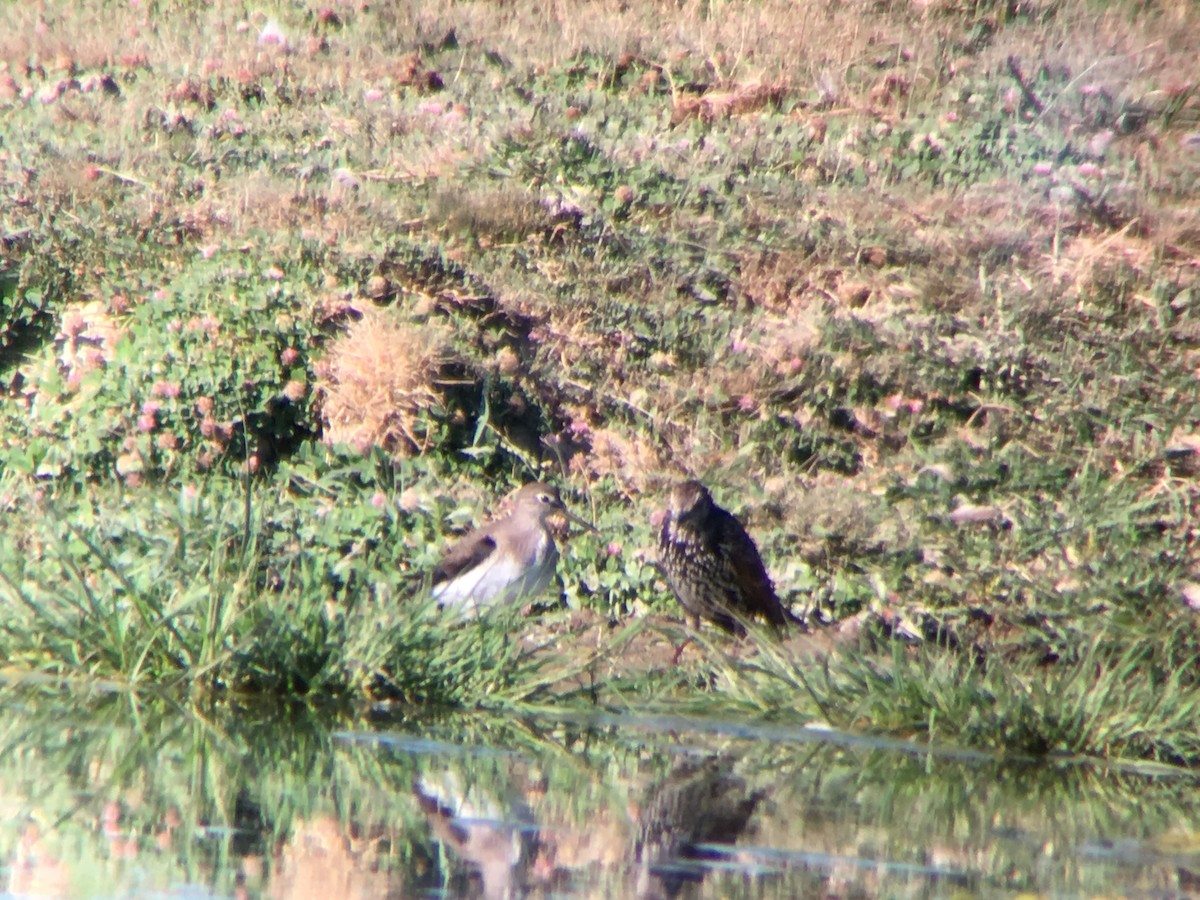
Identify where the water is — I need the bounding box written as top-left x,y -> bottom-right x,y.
1,693 -> 1198,899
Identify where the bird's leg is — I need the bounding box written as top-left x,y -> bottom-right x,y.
670,636 -> 693,666
670,616 -> 701,665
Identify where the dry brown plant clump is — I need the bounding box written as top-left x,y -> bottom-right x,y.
314,306 -> 451,457
57,299 -> 125,379
570,425 -> 662,493
670,80 -> 787,125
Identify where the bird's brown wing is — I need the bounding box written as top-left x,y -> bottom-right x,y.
721,512 -> 789,628
431,528 -> 498,586
412,781 -> 471,846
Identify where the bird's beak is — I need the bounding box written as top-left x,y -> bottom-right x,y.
561,507 -> 599,534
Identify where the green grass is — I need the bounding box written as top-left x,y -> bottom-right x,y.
1,0 -> 1200,761
743,635 -> 1200,765
0,464 -> 596,706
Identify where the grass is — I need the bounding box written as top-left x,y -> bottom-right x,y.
0,467 -> 607,707
742,636 -> 1200,765
1,0 -> 1199,762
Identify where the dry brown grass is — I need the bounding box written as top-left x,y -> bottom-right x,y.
56,299 -> 123,377
570,425 -> 664,493
428,183 -> 554,245
670,80 -> 787,124
313,305 -> 451,456
6,0 -> 1198,108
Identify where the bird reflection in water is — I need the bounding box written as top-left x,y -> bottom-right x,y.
411,754 -> 766,899
412,772 -> 540,899
632,755 -> 767,899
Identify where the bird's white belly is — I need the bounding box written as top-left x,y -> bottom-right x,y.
434,536 -> 558,616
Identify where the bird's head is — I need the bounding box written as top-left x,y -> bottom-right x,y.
666,480 -> 713,522
511,483 -> 596,532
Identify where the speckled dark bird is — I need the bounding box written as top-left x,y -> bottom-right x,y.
658,480 -> 796,636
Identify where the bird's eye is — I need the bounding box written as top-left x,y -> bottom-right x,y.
538,493 -> 553,504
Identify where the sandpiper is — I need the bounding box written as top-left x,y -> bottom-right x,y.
432,482 -> 593,616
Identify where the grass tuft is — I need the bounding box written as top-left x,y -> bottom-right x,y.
704,635 -> 1200,765
313,305 -> 452,458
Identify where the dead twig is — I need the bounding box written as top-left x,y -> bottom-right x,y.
1006,56 -> 1045,115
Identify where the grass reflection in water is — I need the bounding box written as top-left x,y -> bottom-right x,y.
2,691 -> 1200,898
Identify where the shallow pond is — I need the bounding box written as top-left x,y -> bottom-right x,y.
1,693 -> 1199,898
